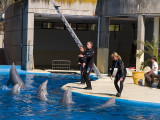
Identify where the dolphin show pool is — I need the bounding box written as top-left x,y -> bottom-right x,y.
0,65 -> 160,120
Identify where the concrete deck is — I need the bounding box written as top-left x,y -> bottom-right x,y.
62,76 -> 160,104
27,69 -> 160,104
28,69 -> 81,74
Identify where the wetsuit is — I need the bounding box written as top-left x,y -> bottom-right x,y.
83,48 -> 95,89
110,59 -> 127,95
78,52 -> 85,83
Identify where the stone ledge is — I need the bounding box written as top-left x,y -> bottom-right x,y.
62,76 -> 160,104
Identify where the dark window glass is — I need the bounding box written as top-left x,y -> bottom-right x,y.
77,24 -> 88,30
35,21 -> 42,29
43,22 -> 53,29
88,24 -> 97,31
54,23 -> 65,30
70,23 -> 76,30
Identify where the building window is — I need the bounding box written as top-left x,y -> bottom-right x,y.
35,21 -> 42,29
34,21 -> 97,31
109,24 -> 120,32
77,23 -> 88,30
88,24 -> 97,31
43,22 -> 53,29
70,23 -> 76,30
54,23 -> 65,30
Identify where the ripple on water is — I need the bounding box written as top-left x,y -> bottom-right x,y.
0,74 -> 160,120
1,85 -> 10,91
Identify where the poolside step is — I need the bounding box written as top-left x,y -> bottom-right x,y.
0,48 -> 7,65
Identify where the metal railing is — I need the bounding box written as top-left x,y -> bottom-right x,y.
52,60 -> 71,70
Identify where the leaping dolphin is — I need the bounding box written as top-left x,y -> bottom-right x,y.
61,87 -> 75,105
10,83 -> 22,95
7,63 -> 27,89
37,80 -> 48,101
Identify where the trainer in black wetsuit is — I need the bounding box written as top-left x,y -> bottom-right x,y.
83,42 -> 95,90
78,49 -> 86,84
110,53 -> 127,97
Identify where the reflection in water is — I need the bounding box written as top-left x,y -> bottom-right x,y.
55,0 -> 97,4
1,74 -> 159,120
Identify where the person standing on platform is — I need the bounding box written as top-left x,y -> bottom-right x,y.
110,52 -> 127,97
78,46 -> 86,84
79,41 -> 95,90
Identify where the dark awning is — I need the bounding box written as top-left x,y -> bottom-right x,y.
34,13 -> 98,23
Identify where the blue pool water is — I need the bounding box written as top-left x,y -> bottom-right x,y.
0,71 -> 160,120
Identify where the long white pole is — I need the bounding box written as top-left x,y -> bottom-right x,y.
50,0 -> 103,78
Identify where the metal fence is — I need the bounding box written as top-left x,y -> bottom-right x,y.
52,60 -> 71,70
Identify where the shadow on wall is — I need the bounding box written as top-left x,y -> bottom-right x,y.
95,0 -> 137,69
33,28 -> 98,70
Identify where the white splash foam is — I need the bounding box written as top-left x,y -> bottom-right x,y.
1,85 -> 10,90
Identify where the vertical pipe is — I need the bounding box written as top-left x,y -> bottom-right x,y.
97,16 -> 101,48
21,0 -> 24,67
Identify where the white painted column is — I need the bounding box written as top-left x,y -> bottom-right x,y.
153,17 -> 159,44
22,12 -> 34,70
136,14 -> 145,71
97,16 -> 110,74
96,0 -> 110,74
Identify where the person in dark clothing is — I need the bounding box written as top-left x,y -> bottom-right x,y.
80,41 -> 94,90
110,52 -> 127,97
78,46 -> 86,84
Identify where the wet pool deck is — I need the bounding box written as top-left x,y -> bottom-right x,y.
32,69 -> 160,104
28,69 -> 79,74
62,75 -> 160,104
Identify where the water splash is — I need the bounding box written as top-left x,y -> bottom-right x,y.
1,85 -> 10,90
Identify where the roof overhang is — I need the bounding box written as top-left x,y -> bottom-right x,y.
34,13 -> 98,23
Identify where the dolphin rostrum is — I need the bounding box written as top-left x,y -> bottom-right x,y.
7,63 -> 27,89
37,80 -> 48,101
61,86 -> 75,104
10,83 -> 22,95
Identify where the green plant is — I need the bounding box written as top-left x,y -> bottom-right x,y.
135,38 -> 160,70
